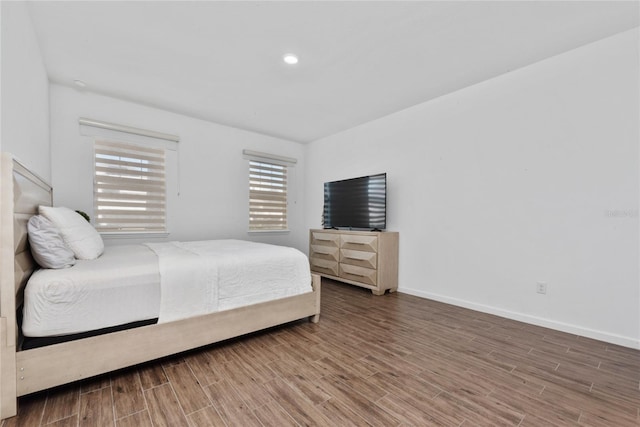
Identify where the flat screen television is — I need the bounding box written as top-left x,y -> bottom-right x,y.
323,173 -> 386,230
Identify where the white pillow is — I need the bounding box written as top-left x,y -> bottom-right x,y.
28,215 -> 76,269
39,206 -> 104,260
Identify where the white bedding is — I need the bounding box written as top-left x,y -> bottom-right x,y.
22,240 -> 311,337
145,242 -> 219,323
146,240 -> 311,323
22,244 -> 160,337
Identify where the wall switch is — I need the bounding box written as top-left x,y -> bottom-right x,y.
536,282 -> 547,294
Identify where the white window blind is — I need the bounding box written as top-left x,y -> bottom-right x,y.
249,160 -> 288,231
94,140 -> 166,233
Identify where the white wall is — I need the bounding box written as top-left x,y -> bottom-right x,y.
305,29 -> 639,348
50,85 -> 307,252
1,2 -> 50,180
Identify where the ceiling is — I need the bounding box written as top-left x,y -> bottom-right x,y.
27,1 -> 639,143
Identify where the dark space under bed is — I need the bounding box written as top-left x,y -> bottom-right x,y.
20,318 -> 158,350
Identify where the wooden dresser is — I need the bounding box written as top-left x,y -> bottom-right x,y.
309,229 -> 399,295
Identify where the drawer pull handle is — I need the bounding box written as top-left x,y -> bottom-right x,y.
346,242 -> 365,245
344,256 -> 364,261
347,272 -> 365,277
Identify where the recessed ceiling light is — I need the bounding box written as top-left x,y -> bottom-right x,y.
283,54 -> 299,65
73,79 -> 87,88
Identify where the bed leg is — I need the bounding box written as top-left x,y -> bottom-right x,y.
310,274 -> 321,324
0,318 -> 17,420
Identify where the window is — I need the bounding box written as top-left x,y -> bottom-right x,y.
94,140 -> 166,233
249,159 -> 288,231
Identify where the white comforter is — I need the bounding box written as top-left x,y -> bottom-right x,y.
146,240 -> 311,323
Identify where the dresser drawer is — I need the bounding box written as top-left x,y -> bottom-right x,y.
339,264 -> 377,286
311,231 -> 340,248
310,257 -> 339,276
340,249 -> 377,269
340,234 -> 378,252
310,244 -> 339,262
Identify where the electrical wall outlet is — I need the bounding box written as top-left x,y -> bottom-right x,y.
536,281 -> 547,294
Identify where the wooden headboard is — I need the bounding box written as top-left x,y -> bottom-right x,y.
0,153 -> 52,348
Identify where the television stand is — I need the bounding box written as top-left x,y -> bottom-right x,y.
309,229 -> 399,295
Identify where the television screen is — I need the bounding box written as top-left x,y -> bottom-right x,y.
323,173 -> 386,230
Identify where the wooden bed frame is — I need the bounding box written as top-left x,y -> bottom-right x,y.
0,152 -> 321,420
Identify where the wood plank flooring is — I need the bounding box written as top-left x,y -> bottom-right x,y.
3,279 -> 639,426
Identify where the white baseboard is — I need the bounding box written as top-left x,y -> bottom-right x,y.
397,286 -> 640,350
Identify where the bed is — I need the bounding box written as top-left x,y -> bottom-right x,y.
0,152 -> 321,419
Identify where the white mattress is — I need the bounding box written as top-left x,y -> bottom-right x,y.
22,240 -> 312,337
23,244 -> 160,337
